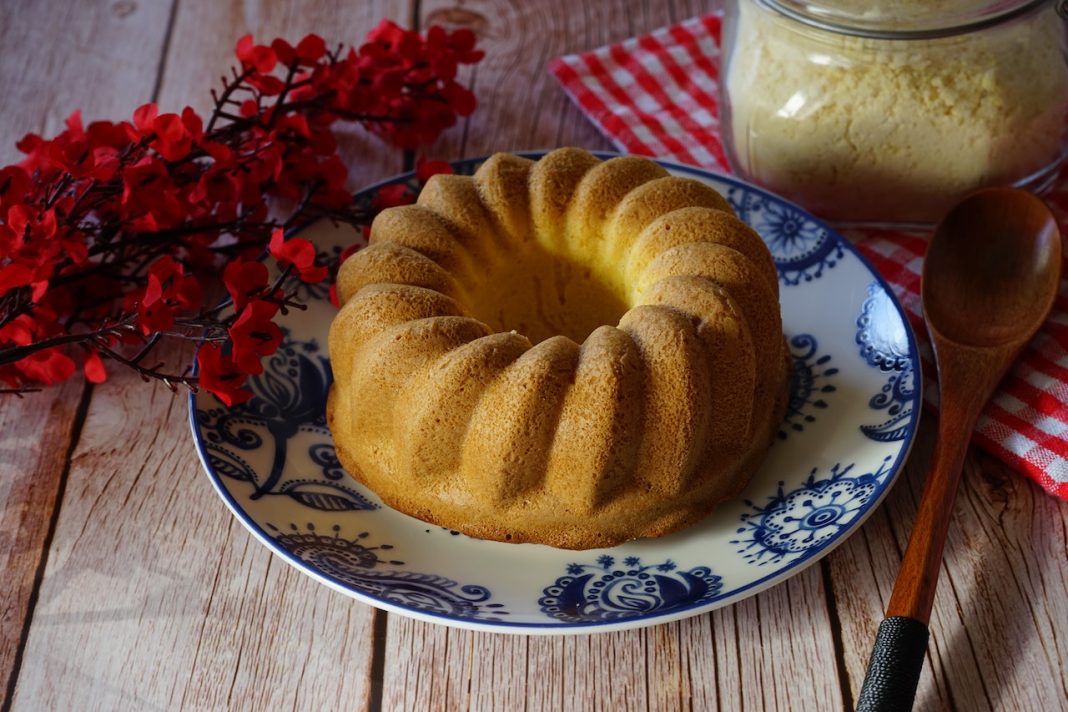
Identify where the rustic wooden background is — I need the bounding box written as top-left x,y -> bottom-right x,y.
1,1 -> 1066,710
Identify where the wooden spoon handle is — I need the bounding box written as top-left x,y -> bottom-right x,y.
854,420 -> 973,712
858,340 -> 1009,712
885,395 -> 978,622
888,339 -> 1010,622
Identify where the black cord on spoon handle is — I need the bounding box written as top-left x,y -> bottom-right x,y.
855,617 -> 929,712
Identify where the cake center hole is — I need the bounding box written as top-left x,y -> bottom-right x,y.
464,244 -> 629,345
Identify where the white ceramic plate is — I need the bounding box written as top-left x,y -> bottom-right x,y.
189,153 -> 921,634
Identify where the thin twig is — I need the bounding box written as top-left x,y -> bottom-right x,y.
95,342 -> 200,391
206,67 -> 255,132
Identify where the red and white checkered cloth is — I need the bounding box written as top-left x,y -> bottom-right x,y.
550,14 -> 1068,500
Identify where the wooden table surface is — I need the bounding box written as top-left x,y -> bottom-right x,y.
1,1 -> 1066,710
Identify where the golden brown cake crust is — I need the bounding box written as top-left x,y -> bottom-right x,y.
327,148 -> 790,550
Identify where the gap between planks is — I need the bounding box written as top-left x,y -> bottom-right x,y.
2,2 -> 182,699
1,385 -> 92,712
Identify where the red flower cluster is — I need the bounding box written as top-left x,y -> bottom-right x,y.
0,21 -> 480,403
234,21 -> 482,150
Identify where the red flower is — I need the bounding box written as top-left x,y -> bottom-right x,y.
0,225 -> 18,258
223,259 -> 269,311
133,103 -> 158,134
416,156 -> 453,182
135,257 -> 202,335
443,83 -> 477,117
131,105 -> 197,161
30,279 -> 49,302
450,28 -> 484,63
0,264 -> 33,295
151,114 -> 194,161
296,35 -> 327,65
83,350 -> 107,384
271,38 -> 297,66
366,20 -> 413,54
0,314 -> 34,345
0,24 -> 484,395
373,183 -> 415,210
7,205 -> 58,242
180,107 -> 204,141
121,161 -> 187,230
276,113 -> 311,139
249,74 -> 286,96
268,228 -> 327,283
0,166 -> 30,212
16,348 -> 76,385
137,284 -> 175,334
197,343 -> 251,406
151,256 -> 201,308
235,35 -> 278,73
228,299 -> 282,374
189,166 -> 239,204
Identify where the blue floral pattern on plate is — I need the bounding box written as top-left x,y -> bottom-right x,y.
189,152 -> 921,633
732,457 -> 893,566
856,283 -> 918,442
539,556 -> 722,623
268,522 -> 510,622
728,187 -> 845,285
780,333 -> 838,440
197,334 -> 377,512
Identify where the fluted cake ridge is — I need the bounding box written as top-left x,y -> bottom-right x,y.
327,148 -> 790,549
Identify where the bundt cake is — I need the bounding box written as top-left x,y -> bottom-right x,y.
327,148 -> 790,550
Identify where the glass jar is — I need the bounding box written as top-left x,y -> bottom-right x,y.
719,0 -> 1068,225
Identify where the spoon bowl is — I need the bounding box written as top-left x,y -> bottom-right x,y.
858,188 -> 1061,712
923,188 -> 1061,348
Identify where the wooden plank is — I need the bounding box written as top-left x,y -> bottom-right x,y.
710,566 -> 845,710
8,1 -> 412,709
0,0 -> 173,165
379,1 -> 846,710
829,423 -> 1068,712
0,0 -> 175,704
8,354 -> 376,710
0,382 -> 86,707
385,567 -> 844,712
470,632 -> 529,711
381,621 -> 472,711
419,0 -> 710,160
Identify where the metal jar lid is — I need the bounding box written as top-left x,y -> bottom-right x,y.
757,0 -> 1056,39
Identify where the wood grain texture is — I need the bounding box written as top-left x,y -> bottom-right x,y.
713,567 -> 845,711
420,0 -> 712,160
383,566 -> 844,711
0,0 -> 175,703
0,381 -> 87,707
0,0 -> 174,166
10,355 -> 376,710
829,424 -> 1068,712
5,0 -> 411,709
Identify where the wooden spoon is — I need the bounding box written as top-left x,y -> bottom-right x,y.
856,188 -> 1061,712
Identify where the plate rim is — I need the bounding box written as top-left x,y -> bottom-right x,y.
188,151 -> 923,635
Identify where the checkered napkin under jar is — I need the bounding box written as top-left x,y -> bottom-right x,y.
549,13 -> 1068,499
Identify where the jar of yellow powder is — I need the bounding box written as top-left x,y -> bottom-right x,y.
720,0 -> 1068,224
